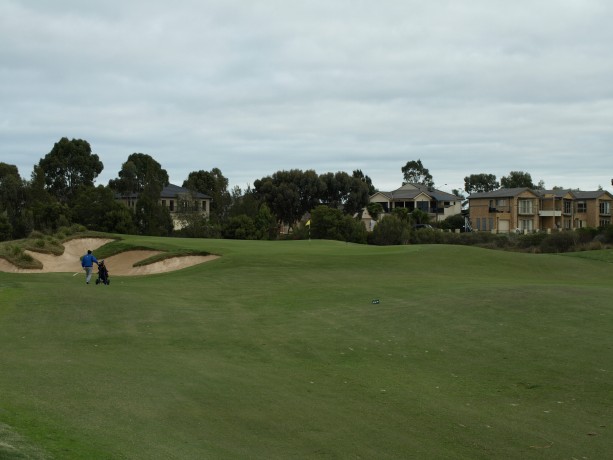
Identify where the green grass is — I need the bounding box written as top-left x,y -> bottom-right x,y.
1,237 -> 612,459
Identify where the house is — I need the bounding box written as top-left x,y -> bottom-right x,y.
369,183 -> 463,223
117,183 -> 211,230
572,190 -> 613,229
467,188 -> 613,233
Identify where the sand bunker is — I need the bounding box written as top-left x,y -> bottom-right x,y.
0,238 -> 217,275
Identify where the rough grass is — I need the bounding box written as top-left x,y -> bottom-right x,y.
1,237 -> 612,459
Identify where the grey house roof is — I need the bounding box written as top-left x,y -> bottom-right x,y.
469,188 -> 613,200
376,184 -> 461,201
468,188 -> 532,199
117,184 -> 211,200
161,183 -> 211,199
573,190 -> 613,200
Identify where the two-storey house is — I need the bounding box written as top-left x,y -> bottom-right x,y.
468,188 -> 613,233
369,183 -> 463,222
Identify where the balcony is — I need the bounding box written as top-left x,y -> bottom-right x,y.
538,210 -> 562,217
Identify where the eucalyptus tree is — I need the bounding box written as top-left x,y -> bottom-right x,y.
464,173 -> 499,194
401,159 -> 434,187
37,137 -> 103,203
183,168 -> 231,222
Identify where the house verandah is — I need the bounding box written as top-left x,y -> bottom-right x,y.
467,188 -> 613,233
116,183 -> 211,230
368,183 -> 463,222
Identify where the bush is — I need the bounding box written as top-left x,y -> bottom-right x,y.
540,231 -> 578,253
371,215 -> 410,245
515,232 -> 549,249
600,225 -> 613,244
576,227 -> 599,244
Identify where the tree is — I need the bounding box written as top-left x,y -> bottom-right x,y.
254,169 -> 323,229
0,163 -> 26,238
410,209 -> 430,225
254,204 -> 277,240
439,214 -> 466,231
344,175 -> 371,216
319,171 -> 370,216
24,165 -> 70,234
310,205 -> 367,243
366,202 -> 384,221
228,185 -> 261,220
223,215 -> 258,239
108,154 -> 170,236
500,171 -> 535,189
464,174 -> 499,194
371,214 -> 410,245
401,159 -> 434,187
134,179 -> 173,236
183,168 -> 231,222
38,138 -> 103,203
71,185 -> 136,234
353,169 -> 376,195
109,153 -> 169,195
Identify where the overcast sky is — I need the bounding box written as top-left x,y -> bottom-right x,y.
2,0 -> 612,194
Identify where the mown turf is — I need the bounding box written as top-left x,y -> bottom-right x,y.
0,238 -> 612,459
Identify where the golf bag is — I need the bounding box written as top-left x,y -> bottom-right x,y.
95,260 -> 110,285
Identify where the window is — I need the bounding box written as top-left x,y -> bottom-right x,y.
489,218 -> 494,231
161,200 -> 166,207
169,200 -> 175,211
577,201 -> 586,213
600,218 -> 611,227
518,200 -> 533,214
520,219 -> 534,231
417,201 -> 429,212
496,199 -> 506,206
476,218 -> 481,231
600,201 -> 611,215
564,200 -> 571,214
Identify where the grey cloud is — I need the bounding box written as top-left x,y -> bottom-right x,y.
1,0 -> 612,194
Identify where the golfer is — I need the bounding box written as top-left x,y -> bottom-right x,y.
81,249 -> 99,284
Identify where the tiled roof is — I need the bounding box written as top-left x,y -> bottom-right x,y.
469,188 -> 613,200
376,184 -> 461,201
468,188 -> 531,199
116,184 -> 211,200
161,183 -> 211,199
573,190 -> 613,200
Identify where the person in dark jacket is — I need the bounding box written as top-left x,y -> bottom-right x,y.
81,249 -> 99,284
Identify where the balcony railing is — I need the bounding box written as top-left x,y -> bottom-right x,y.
538,210 -> 562,217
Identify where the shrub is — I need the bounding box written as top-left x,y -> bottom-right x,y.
576,227 -> 599,244
540,231 -> 578,253
515,232 -> 548,249
599,225 -> 613,243
411,228 -> 436,244
371,215 -> 410,245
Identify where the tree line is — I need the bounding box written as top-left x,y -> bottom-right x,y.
0,139 -> 566,244
0,137 -> 378,241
